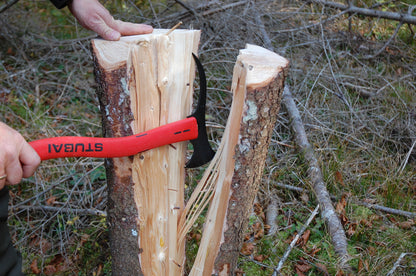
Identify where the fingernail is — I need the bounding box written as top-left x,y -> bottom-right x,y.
143,25 -> 153,33
108,30 -> 121,41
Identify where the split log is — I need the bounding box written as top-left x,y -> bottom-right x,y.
184,45 -> 289,275
91,29 -> 200,275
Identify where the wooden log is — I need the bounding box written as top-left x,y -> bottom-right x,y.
184,45 -> 289,275
91,29 -> 200,275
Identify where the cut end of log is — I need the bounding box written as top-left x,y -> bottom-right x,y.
91,29 -> 201,71
239,44 -> 289,90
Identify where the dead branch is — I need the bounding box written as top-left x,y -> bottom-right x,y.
310,0 -> 416,25
282,86 -> 351,269
272,204 -> 320,275
0,0 -> 19,13
12,204 -> 107,216
360,202 -> 416,219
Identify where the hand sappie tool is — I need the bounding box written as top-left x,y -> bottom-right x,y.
29,54 -> 215,168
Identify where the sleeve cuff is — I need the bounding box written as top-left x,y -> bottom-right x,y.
50,0 -> 72,9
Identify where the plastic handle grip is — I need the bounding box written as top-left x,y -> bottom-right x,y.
29,117 -> 198,160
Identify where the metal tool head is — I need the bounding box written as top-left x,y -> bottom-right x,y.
186,54 -> 216,168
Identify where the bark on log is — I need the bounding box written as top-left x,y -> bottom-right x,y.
186,44 -> 289,275
91,29 -> 200,275
92,41 -> 140,275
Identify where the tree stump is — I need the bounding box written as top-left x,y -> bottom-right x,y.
188,45 -> 289,275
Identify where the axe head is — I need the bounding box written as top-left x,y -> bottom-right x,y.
186,54 -> 215,168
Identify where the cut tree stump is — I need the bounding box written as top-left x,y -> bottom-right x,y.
186,45 -> 289,275
92,34 -> 288,275
91,29 -> 200,275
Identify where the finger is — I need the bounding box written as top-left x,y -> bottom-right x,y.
93,17 -> 121,41
0,171 -> 6,190
5,158 -> 23,185
111,20 -> 153,36
21,143 -> 41,178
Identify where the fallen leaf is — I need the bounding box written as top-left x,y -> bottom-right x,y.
315,263 -> 329,275
30,259 -> 41,274
335,269 -> 345,276
336,194 -> 347,215
308,246 -> 321,257
335,171 -> 345,186
46,196 -> 57,206
43,265 -> 57,276
367,246 -> 377,256
254,254 -> 267,262
358,259 -> 363,272
80,233 -> 90,246
300,193 -> 309,203
360,219 -> 372,227
398,220 -> 414,229
264,224 -> 271,233
346,222 -> 357,237
235,268 -> 244,276
96,264 -> 103,276
295,262 -> 312,273
301,229 -> 311,246
7,47 -> 14,55
358,259 -> 369,273
339,213 -> 349,226
240,242 -> 255,256
254,203 -> 266,221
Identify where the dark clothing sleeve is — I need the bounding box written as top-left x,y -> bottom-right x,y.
0,187 -> 25,276
49,0 -> 72,9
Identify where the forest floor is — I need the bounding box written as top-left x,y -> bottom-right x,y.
0,0 -> 415,275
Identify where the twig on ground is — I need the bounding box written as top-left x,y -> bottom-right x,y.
272,204 -> 320,275
386,253 -> 416,276
254,13 -> 273,51
282,86 -> 351,269
274,182 -> 305,193
398,139 -> 416,174
363,21 -> 404,59
12,204 -> 107,217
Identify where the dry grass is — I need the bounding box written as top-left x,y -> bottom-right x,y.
1,0 -> 415,275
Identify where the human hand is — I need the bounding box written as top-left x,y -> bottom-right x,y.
68,0 -> 153,41
0,122 -> 40,189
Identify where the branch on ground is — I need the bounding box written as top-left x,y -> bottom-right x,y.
310,0 -> 416,25
282,86 -> 351,270
0,0 -> 19,13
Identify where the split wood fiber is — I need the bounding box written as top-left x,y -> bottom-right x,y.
92,29 -> 200,276
183,45 -> 289,275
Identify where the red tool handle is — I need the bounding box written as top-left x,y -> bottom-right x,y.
29,117 -> 198,161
